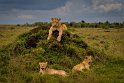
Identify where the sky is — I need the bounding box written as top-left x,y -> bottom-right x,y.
0,0 -> 124,24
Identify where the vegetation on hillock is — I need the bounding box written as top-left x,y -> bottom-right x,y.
0,25 -> 124,83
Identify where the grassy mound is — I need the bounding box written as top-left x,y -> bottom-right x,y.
0,26 -> 124,83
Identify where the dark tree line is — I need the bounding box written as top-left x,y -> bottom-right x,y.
69,21 -> 124,28
21,20 -> 124,28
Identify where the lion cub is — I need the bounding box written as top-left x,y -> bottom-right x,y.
72,56 -> 92,73
39,62 -> 67,76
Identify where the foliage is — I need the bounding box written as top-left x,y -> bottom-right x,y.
24,21 -> 124,28
0,25 -> 124,83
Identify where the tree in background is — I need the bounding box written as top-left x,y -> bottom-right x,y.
22,20 -> 124,28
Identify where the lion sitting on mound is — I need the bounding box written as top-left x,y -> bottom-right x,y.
47,18 -> 67,42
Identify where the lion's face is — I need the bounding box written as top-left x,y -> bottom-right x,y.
84,56 -> 92,64
39,62 -> 48,70
51,18 -> 61,27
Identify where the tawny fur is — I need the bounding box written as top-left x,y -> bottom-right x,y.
47,18 -> 67,41
39,62 -> 67,76
72,56 -> 92,73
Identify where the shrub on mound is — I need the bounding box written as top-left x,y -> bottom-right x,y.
0,26 -> 107,82
0,25 -> 124,83
9,26 -> 106,66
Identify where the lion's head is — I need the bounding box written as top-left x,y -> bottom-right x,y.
84,56 -> 92,64
51,18 -> 61,27
39,62 -> 48,70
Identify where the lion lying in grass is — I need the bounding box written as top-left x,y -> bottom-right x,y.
39,62 -> 68,76
47,18 -> 67,41
72,56 -> 92,73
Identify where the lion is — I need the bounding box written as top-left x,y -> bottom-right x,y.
47,18 -> 67,42
72,56 -> 92,73
39,62 -> 68,76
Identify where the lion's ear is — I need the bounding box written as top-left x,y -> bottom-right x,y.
59,18 -> 61,21
45,62 -> 48,64
39,62 -> 41,65
51,18 -> 54,20
85,56 -> 88,59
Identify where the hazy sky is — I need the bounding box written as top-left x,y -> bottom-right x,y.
0,0 -> 124,24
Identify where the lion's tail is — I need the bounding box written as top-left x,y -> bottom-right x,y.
62,24 -> 67,31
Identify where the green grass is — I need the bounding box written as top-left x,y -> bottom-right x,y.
73,28 -> 124,58
0,25 -> 34,48
0,25 -> 124,83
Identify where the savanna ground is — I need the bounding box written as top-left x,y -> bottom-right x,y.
0,25 -> 124,83
0,25 -> 34,48
73,28 -> 124,58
